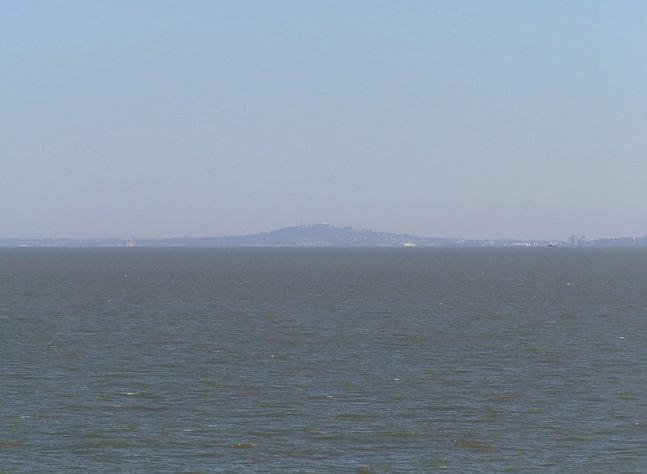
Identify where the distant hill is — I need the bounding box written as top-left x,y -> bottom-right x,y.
145,224 -> 454,247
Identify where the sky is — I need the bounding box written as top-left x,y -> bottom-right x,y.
2,0 -> 647,240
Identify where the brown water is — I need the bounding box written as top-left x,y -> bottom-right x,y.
1,248 -> 647,472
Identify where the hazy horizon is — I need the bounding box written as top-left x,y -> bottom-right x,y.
4,1 -> 647,240
2,221 -> 645,243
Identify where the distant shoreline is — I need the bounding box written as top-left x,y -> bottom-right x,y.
1,224 -> 646,248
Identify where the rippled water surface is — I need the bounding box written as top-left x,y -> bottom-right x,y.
2,248 -> 647,472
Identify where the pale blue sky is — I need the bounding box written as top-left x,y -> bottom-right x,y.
2,1 -> 646,239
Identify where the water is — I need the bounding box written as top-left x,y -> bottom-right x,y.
1,248 -> 647,472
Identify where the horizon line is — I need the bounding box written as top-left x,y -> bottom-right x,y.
1,223 -> 646,243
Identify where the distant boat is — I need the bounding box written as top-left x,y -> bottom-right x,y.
547,243 -> 559,248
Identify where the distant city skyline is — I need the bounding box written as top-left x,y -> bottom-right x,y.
3,1 -> 647,240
